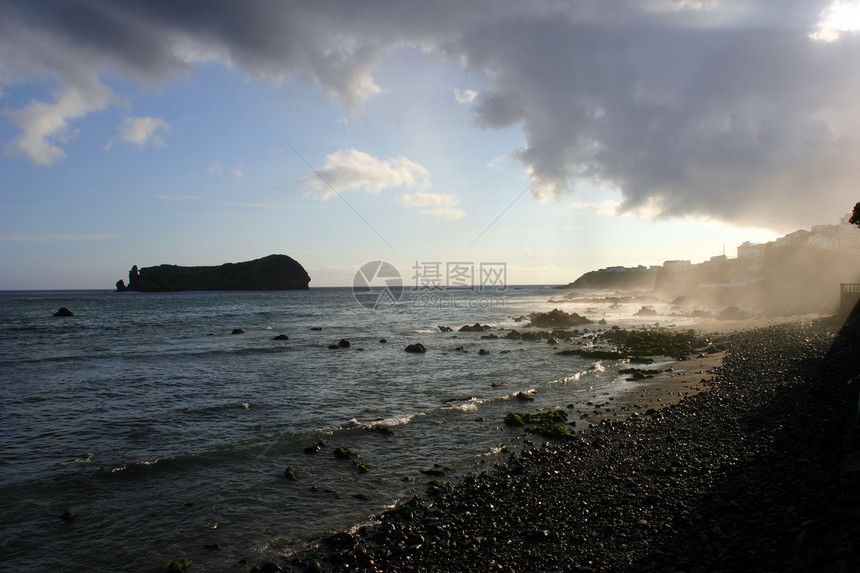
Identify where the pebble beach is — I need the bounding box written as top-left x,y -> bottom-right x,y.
275,318 -> 860,572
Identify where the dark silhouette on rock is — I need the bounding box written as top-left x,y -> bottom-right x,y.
115,255 -> 310,291
52,307 -> 74,317
129,265 -> 141,290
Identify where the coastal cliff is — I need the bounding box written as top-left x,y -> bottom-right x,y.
115,254 -> 311,292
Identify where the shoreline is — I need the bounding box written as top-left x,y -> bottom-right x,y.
587,352 -> 723,424
272,318 -> 860,572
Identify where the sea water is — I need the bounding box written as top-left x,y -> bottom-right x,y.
0,287 -> 683,571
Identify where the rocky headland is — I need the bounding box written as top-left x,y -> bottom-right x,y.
114,254 -> 310,292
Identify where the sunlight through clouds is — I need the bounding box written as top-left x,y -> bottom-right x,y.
812,0 -> 860,41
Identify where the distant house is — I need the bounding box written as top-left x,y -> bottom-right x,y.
662,260 -> 692,272
775,229 -> 811,247
838,214 -> 860,250
808,232 -> 839,249
800,215 -> 860,251
737,241 -> 764,262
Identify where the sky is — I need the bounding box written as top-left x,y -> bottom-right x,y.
1,0 -> 859,290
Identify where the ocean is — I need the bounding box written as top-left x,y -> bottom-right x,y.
0,286 -> 685,571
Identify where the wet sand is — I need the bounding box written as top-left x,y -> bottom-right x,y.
589,353 -> 723,423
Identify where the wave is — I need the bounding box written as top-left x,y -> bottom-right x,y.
340,413 -> 421,430
442,397 -> 484,412
58,453 -> 94,466
479,445 -> 507,457
104,458 -> 161,475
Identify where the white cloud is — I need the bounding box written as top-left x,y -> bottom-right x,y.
812,0 -> 860,41
105,116 -> 170,150
3,81 -> 118,165
399,191 -> 466,219
232,163 -> 245,178
568,199 -> 621,217
398,191 -> 458,208
305,148 -> 430,199
454,87 -> 478,104
486,154 -> 512,169
422,207 -> 466,220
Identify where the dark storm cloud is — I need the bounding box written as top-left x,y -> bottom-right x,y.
1,0 -> 857,227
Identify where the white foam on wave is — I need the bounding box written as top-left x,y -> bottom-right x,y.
443,397 -> 484,412
373,413 -> 420,427
549,371 -> 584,385
109,459 -> 159,473
341,413 -> 421,429
479,445 -> 508,457
58,453 -> 94,466
502,388 -> 536,400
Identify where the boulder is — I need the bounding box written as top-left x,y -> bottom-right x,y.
635,306 -> 657,316
338,339 -> 351,348
273,334 -> 289,340
334,447 -> 357,459
459,323 -> 492,332
527,308 -> 592,328
405,343 -> 427,353
52,307 -> 74,317
231,328 -> 245,335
